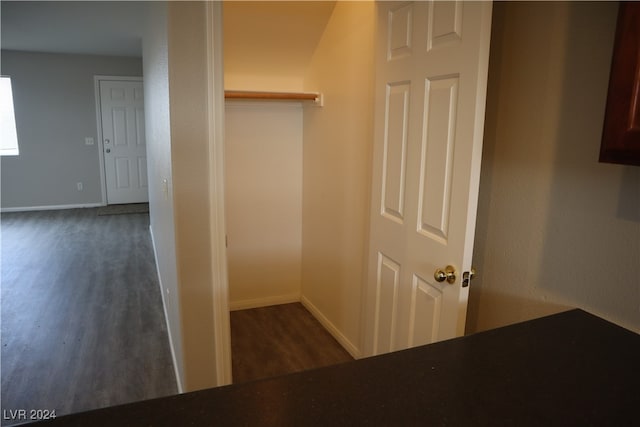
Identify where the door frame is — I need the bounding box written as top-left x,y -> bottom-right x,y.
93,75 -> 144,206
206,1 -> 233,385
205,0 -> 489,380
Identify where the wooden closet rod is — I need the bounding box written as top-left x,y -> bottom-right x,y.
224,90 -> 319,102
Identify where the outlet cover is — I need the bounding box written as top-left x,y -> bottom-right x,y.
85,137 -> 95,146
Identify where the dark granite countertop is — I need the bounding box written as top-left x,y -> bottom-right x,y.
24,309 -> 640,426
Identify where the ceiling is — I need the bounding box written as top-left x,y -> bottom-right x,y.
1,0 -> 339,81
1,1 -> 148,57
223,1 -> 336,85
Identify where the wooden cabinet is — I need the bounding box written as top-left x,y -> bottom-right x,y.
600,2 -> 640,166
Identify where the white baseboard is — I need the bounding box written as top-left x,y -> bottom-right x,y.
149,225 -> 184,394
229,293 -> 301,311
301,295 -> 362,359
1,203 -> 104,213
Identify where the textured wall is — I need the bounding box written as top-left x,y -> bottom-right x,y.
0,50 -> 141,209
142,1 -> 184,391
468,2 -> 640,334
144,1 -> 229,392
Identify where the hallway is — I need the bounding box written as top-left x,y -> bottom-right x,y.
0,208 -> 176,422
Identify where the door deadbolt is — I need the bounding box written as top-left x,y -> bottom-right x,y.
106,148 -> 111,153
434,265 -> 457,284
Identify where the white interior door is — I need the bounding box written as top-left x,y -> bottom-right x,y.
365,1 -> 492,356
99,79 -> 148,205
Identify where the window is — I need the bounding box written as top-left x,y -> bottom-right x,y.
0,76 -> 19,156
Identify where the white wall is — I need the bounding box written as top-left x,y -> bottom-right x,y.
144,1 -> 229,392
225,102 -> 303,309
142,1 -> 184,391
467,2 -> 640,334
0,50 -> 142,210
301,1 -> 375,357
220,1 -> 375,358
166,1 -> 226,392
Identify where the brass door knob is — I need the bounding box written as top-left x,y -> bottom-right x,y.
434,265 -> 456,284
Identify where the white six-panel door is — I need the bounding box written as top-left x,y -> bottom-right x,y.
99,79 -> 148,205
365,1 -> 492,356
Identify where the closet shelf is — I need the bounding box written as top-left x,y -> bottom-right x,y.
224,90 -> 321,104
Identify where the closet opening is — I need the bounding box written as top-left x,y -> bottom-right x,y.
222,0 -> 376,383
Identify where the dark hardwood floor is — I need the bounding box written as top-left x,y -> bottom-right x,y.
230,303 -> 354,384
0,208 -> 177,423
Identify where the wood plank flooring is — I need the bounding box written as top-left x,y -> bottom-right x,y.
230,303 -> 354,384
0,208 -> 177,423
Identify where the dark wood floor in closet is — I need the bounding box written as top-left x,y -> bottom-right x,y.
0,208 -> 177,423
230,303 -> 354,384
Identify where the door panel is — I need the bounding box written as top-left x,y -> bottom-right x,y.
408,274 -> 443,347
428,1 -> 463,48
418,75 -> 458,242
100,80 -> 148,204
115,157 -> 130,188
365,1 -> 492,356
135,107 -> 146,146
373,253 -> 401,354
389,3 -> 413,59
113,108 -> 127,146
138,157 -> 148,188
382,82 -> 410,223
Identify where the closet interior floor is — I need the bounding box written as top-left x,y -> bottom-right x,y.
230,303 -> 354,384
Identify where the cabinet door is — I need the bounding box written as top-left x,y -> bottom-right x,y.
600,2 -> 640,166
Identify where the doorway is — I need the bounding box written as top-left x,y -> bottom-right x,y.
220,0 -> 492,379
221,1 -> 375,380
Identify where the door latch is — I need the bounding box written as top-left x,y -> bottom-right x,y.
462,268 -> 476,287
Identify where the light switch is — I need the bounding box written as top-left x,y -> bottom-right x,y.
85,137 -> 95,146
162,179 -> 169,201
